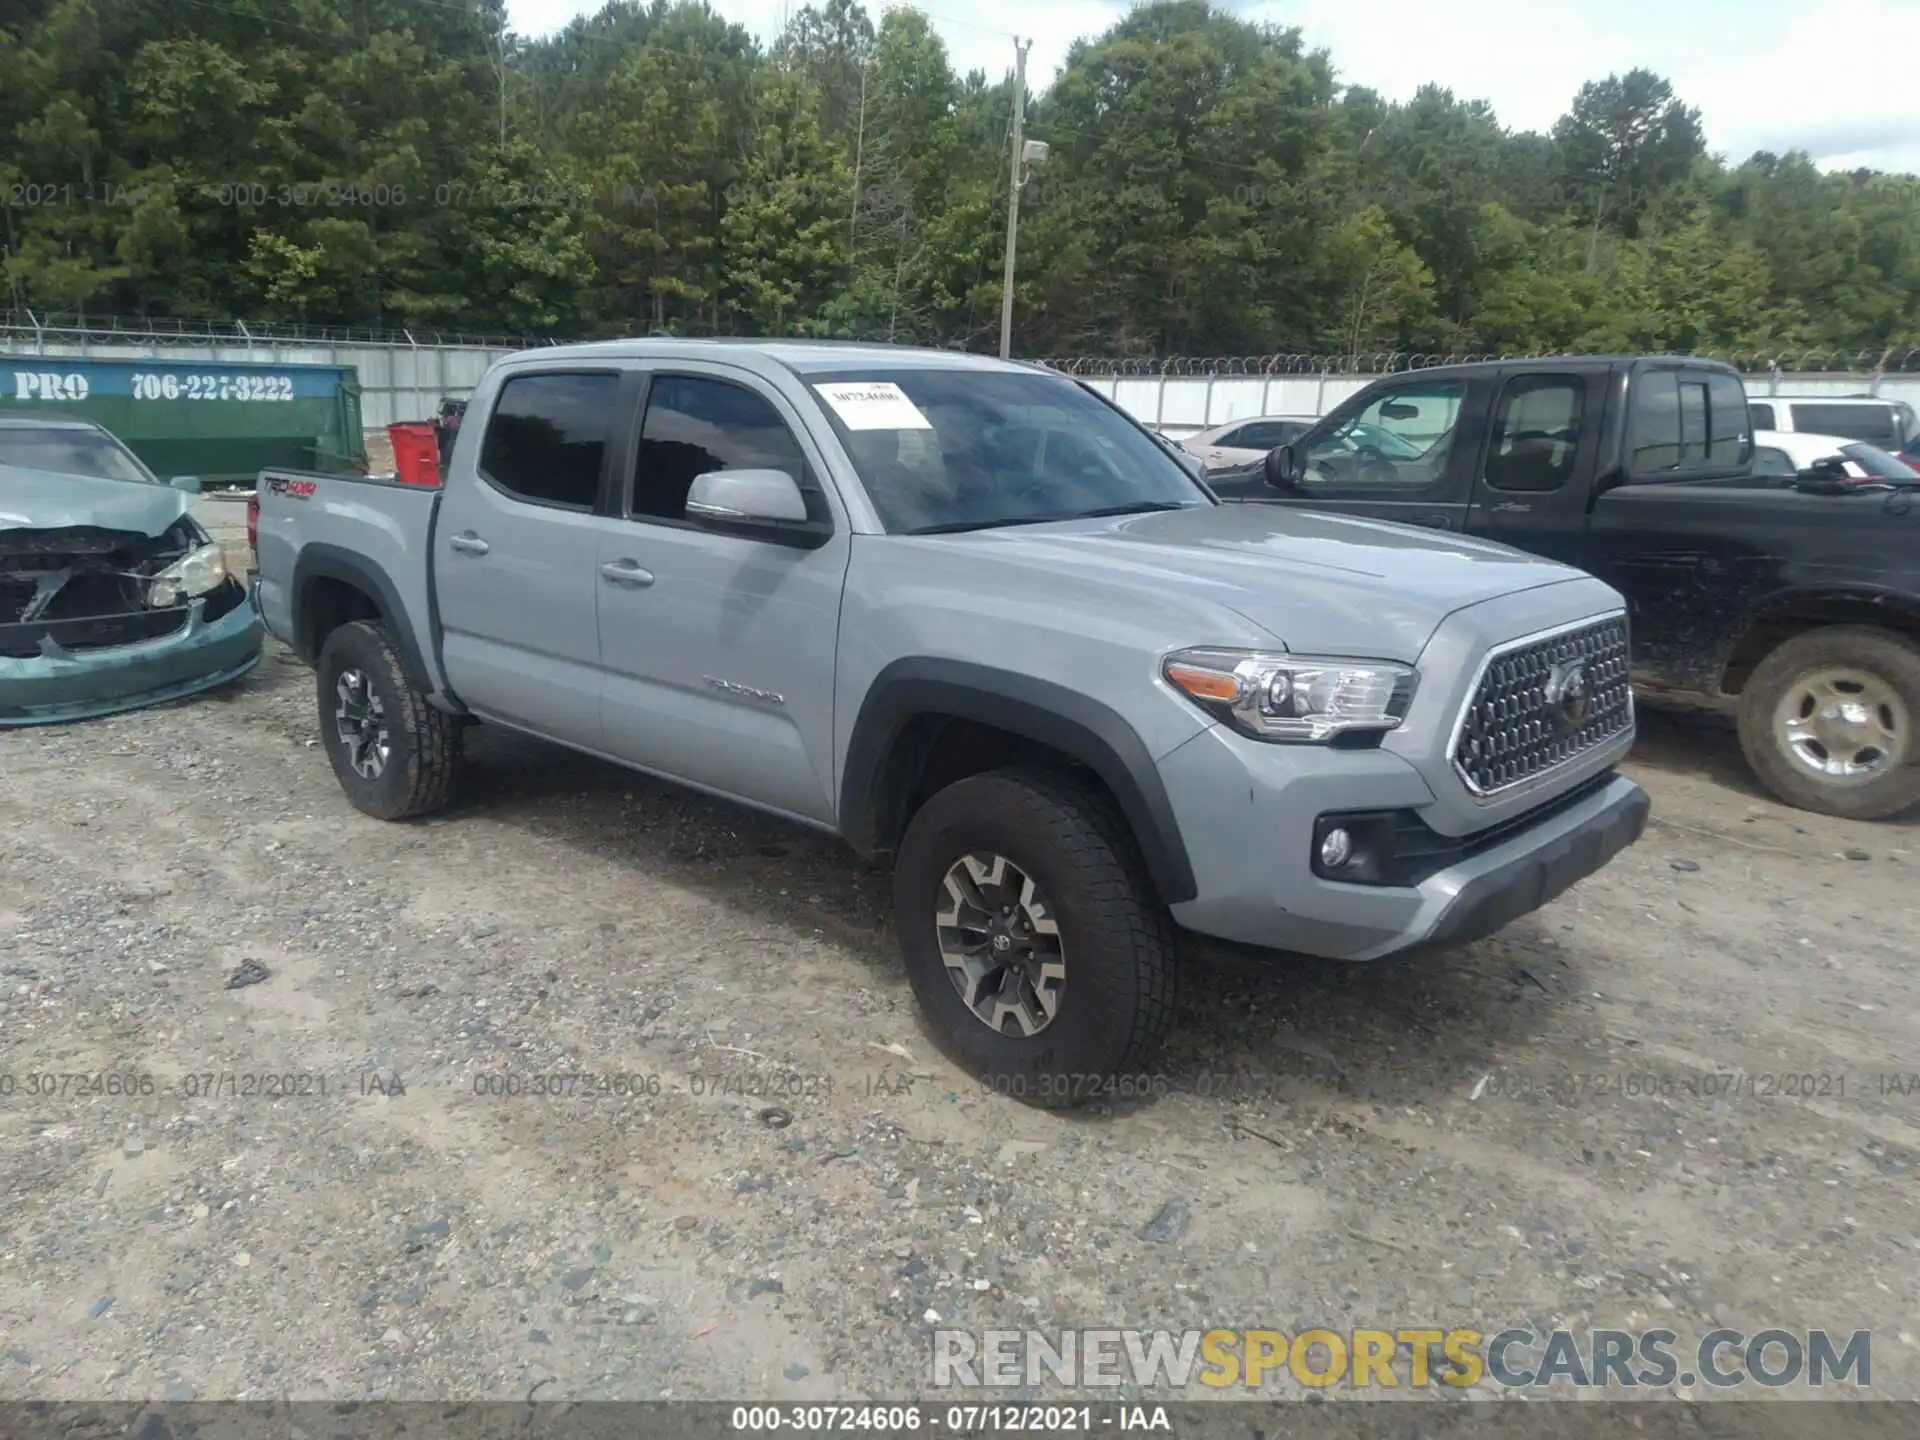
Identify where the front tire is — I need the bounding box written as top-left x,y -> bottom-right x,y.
1737,625 -> 1920,821
894,768 -> 1179,1109
316,620 -> 463,821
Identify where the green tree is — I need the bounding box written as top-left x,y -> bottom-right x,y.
1552,68 -> 1706,260
1320,203 -> 1436,359
723,70 -> 851,333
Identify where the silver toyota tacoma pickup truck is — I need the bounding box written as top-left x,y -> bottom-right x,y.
251,339 -> 1648,1107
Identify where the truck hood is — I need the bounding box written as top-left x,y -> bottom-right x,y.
939,504 -> 1588,661
0,464 -> 189,537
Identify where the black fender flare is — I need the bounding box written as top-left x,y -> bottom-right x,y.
290,543 -> 436,696
1719,583 -> 1920,692
839,658 -> 1198,905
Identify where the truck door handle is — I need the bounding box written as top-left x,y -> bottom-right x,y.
599,559 -> 655,588
448,532 -> 490,556
1410,514 -> 1454,529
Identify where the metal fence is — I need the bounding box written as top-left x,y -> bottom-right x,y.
7,315 -> 1919,434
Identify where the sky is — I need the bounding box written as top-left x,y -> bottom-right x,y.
506,0 -> 1920,174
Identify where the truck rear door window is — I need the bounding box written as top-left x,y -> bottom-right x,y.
1630,370 -> 1749,474
1749,402 -> 1776,431
1484,376 -> 1581,492
477,372 -> 618,510
1679,380 -> 1708,460
1789,403 -> 1899,447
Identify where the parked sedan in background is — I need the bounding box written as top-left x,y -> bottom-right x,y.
1,417 -> 262,725
1749,428 -> 1919,484
1179,414 -> 1317,471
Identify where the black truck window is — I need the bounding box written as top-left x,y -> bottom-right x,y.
1629,369 -> 1749,475
477,371 -> 618,511
1749,402 -> 1776,431
1484,375 -> 1582,492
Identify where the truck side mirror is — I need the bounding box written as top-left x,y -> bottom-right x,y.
1793,456 -> 1852,495
686,468 -> 811,525
1264,444 -> 1300,491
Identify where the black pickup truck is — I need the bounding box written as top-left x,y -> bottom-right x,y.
1208,357 -> 1920,820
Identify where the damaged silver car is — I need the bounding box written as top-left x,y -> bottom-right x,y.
1,417 -> 262,725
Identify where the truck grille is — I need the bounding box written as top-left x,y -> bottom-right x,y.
1452,614 -> 1632,797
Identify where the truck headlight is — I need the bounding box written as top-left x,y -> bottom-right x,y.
1163,647 -> 1414,742
148,542 -> 228,608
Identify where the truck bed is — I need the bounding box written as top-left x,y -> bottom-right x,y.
251,467 -> 442,686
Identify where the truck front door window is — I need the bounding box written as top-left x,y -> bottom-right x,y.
631,375 -> 824,523
1303,382 -> 1465,490
1484,376 -> 1582,493
477,372 -> 617,510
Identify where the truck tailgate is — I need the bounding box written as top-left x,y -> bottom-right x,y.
252,469 -> 439,665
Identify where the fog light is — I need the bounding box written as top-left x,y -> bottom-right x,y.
1318,827 -> 1353,870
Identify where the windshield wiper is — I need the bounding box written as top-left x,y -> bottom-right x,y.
1072,501 -> 1196,518
906,501 -> 1197,536
905,515 -> 1069,535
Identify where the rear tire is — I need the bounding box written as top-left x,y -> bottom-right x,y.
894,767 -> 1179,1109
316,620 -> 462,821
1736,625 -> 1920,820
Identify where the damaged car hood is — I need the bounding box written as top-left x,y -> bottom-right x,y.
0,463 -> 189,536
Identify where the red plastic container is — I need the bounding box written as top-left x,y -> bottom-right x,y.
388,421 -> 441,487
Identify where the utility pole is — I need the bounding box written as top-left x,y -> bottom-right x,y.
998,36 -> 1031,360
849,63 -> 867,258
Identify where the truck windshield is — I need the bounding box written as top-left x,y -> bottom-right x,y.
0,426 -> 157,485
804,368 -> 1210,534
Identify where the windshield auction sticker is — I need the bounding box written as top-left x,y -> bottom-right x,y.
813,381 -> 933,431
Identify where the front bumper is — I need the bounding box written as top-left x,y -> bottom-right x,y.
1159,723 -> 1648,961
0,589 -> 264,726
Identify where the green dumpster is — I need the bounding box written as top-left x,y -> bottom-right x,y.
0,357 -> 366,486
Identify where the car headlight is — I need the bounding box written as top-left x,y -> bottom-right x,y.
1162,647 -> 1415,742
148,542 -> 228,608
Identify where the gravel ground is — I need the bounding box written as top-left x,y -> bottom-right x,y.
2,509 -> 1915,1405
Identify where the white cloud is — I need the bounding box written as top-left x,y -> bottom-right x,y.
506,0 -> 1920,173
1256,0 -> 1920,172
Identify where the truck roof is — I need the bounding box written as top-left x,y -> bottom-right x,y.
507,337 -> 1039,377
1381,355 -> 1742,383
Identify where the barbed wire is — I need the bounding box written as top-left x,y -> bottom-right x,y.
1036,347 -> 1920,376
0,312 -> 548,351
3,313 -> 1916,376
